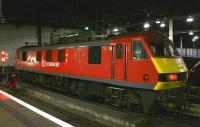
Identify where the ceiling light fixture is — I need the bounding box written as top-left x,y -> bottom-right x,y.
155,20 -> 161,24
186,17 -> 194,22
194,36 -> 199,40
189,31 -> 194,35
160,23 -> 166,28
143,22 -> 150,28
113,27 -> 119,32
85,26 -> 89,30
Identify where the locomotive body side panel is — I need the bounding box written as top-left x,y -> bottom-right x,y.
17,45 -> 113,80
60,46 -> 112,79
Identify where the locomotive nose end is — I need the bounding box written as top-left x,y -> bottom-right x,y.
151,57 -> 188,90
153,80 -> 186,90
151,57 -> 188,74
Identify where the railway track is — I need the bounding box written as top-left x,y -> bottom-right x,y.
5,82 -> 200,127
146,112 -> 200,127
155,107 -> 200,127
186,85 -> 200,104
170,104 -> 200,117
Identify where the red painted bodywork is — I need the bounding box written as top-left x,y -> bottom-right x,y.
17,46 -> 113,79
15,32 -> 168,88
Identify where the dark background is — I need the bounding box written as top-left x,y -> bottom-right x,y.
2,0 -> 200,47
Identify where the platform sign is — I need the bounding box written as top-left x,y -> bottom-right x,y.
186,48 -> 193,57
198,49 -> 200,58
0,51 -> 9,73
180,48 -> 186,56
192,49 -> 198,58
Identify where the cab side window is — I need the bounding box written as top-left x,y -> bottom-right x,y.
116,44 -> 123,59
132,41 -> 148,59
22,51 -> 27,61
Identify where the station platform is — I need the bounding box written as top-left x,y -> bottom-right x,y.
0,89 -> 73,127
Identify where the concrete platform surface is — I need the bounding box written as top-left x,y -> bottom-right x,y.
19,83 -> 147,127
0,89 -> 73,127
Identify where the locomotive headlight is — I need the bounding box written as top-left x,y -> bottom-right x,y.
159,73 -> 182,82
167,74 -> 177,81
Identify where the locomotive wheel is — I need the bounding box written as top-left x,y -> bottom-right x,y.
70,81 -> 79,95
63,80 -> 70,93
123,91 -> 142,112
76,81 -> 88,97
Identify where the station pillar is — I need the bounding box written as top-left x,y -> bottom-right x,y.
0,0 -> 2,18
169,19 -> 173,42
180,36 -> 183,49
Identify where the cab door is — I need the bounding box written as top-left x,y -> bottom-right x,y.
127,40 -> 157,85
113,43 -> 128,80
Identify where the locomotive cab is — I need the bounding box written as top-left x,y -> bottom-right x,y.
149,40 -> 188,90
111,33 -> 188,112
112,33 -> 188,91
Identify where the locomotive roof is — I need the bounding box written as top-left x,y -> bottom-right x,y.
20,32 -> 169,51
112,32 -> 169,41
21,39 -> 111,51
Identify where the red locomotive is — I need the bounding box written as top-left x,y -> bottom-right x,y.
15,32 -> 188,112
